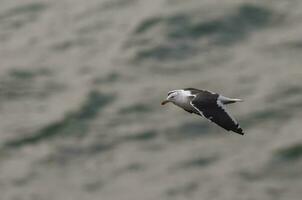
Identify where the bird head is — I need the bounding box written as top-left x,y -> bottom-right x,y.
161,90 -> 179,105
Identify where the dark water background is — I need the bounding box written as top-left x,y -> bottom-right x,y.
0,0 -> 302,199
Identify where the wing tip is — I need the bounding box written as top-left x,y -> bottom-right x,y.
235,128 -> 245,135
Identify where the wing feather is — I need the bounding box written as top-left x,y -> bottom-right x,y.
191,93 -> 244,135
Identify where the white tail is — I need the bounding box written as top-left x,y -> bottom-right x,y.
232,98 -> 243,102
218,95 -> 243,104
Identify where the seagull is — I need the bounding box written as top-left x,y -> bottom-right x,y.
161,88 -> 244,135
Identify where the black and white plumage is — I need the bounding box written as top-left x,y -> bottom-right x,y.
161,88 -> 244,135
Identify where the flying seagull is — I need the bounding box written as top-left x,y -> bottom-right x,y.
161,88 -> 244,135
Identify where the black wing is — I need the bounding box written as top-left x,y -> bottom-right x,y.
191,92 -> 244,135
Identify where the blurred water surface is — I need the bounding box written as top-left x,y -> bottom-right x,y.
0,0 -> 302,199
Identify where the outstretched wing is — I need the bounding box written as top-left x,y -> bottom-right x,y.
190,93 -> 244,135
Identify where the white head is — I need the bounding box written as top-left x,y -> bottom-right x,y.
161,90 -> 182,105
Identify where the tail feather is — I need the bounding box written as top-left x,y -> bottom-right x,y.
232,98 -> 243,102
218,96 -> 243,105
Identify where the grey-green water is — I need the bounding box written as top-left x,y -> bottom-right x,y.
1,0 -> 302,199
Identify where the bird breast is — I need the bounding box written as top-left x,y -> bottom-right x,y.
175,95 -> 194,112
